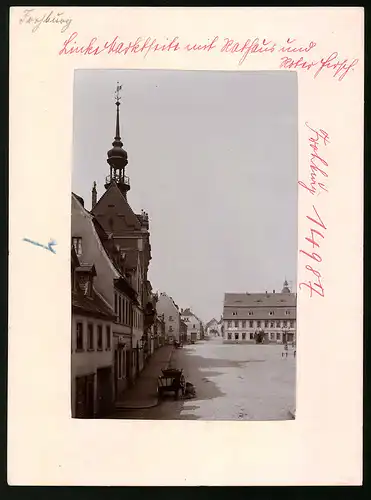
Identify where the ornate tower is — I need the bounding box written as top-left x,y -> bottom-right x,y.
105,82 -> 130,197
282,279 -> 291,293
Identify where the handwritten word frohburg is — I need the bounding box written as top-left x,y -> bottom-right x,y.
298,122 -> 330,196
19,9 -> 72,33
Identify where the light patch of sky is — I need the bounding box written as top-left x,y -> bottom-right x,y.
72,69 -> 298,322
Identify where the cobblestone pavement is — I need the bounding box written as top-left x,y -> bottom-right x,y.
112,344 -> 174,412
111,339 -> 296,420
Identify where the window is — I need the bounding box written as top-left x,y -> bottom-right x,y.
264,321 -> 268,328
235,332 -> 239,340
242,320 -> 246,328
276,332 -> 281,341
76,323 -> 83,351
234,320 -> 238,328
106,326 -> 111,349
289,320 -> 294,328
227,320 -> 232,327
270,321 -> 274,328
87,324 -> 94,350
228,333 -> 232,340
276,321 -> 281,328
169,315 -> 173,321
114,293 -> 118,316
285,310 -> 290,315
169,326 -> 173,332
270,332 -> 275,340
193,324 -> 195,328
250,332 -> 254,339
97,325 -> 103,350
283,320 -> 287,327
257,320 -> 261,327
269,311 -> 274,316
242,332 -> 246,340
72,237 -> 82,256
248,311 -> 253,316
232,311 -> 237,316
84,279 -> 92,297
249,320 -> 253,328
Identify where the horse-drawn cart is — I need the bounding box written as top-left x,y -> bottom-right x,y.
157,368 -> 185,400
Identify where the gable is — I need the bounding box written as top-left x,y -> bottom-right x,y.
91,183 -> 141,234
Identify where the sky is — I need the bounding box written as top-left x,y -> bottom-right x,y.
72,69 -> 298,323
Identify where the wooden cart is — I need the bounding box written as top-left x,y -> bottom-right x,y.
157,368 -> 185,400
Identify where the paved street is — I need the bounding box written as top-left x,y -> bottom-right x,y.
111,338 -> 296,420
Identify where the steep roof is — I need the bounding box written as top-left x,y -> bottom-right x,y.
91,182 -> 142,232
223,292 -> 297,320
72,288 -> 116,320
224,292 -> 296,307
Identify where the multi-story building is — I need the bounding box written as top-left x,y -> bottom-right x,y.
71,245 -> 116,418
222,281 -> 296,344
156,292 -> 181,343
180,308 -> 203,342
71,192 -> 139,403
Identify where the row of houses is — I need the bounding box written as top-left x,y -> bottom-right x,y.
71,85 -> 191,418
155,293 -> 204,344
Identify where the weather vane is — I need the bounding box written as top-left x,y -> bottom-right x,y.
114,81 -> 122,104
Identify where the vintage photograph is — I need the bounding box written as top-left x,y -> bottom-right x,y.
71,69 -> 298,421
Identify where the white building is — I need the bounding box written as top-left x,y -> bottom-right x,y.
223,281 -> 296,344
156,292 -> 180,343
71,193 -> 141,408
71,246 -> 116,418
180,308 -> 202,342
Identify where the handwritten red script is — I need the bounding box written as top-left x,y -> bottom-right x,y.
299,124 -> 330,299
58,33 -> 359,82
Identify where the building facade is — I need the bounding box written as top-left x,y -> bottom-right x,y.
72,192 -> 141,401
205,318 -> 221,338
222,281 -> 297,344
180,308 -> 203,342
71,247 -> 116,418
156,292 -> 181,343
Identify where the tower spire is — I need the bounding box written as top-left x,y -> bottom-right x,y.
105,82 -> 130,196
114,82 -> 122,145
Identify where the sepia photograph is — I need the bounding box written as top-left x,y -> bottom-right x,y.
71,69 -> 298,421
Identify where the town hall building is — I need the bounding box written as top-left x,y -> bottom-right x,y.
222,281 -> 296,344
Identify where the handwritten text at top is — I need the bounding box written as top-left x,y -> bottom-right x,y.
57,33 -> 359,82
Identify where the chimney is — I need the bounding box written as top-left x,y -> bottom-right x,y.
92,181 -> 97,209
